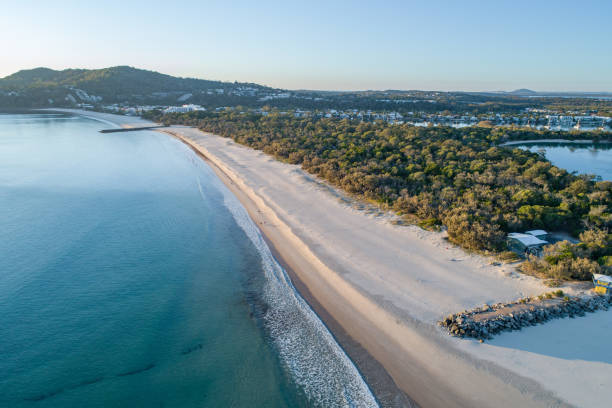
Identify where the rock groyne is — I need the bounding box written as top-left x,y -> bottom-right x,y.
439,292 -> 612,340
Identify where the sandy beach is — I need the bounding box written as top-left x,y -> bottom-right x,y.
57,110 -> 612,408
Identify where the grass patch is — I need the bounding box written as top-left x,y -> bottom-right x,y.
497,251 -> 520,263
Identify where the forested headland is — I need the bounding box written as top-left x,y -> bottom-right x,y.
146,110 -> 612,280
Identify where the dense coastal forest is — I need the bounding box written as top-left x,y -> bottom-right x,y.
146,110 -> 612,280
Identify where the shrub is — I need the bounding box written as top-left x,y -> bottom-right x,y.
418,217 -> 442,231
444,208 -> 505,251
524,231 -> 608,281
498,251 -> 520,262
525,256 -> 601,281
544,279 -> 562,287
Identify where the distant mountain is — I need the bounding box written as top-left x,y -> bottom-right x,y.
0,66 -> 274,107
509,88 -> 537,95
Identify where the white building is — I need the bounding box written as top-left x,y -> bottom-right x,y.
163,104 -> 205,114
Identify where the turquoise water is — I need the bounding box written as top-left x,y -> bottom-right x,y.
515,142 -> 612,180
0,114 -> 377,407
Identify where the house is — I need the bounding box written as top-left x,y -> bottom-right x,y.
593,274 -> 612,295
525,229 -> 550,242
507,231 -> 550,256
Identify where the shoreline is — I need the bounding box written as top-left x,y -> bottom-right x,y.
501,138 -> 612,145
44,110 -> 408,404
160,128 -> 567,408
167,130 -> 417,407
49,110 -> 607,408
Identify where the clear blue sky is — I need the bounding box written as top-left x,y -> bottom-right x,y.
2,0 -> 611,91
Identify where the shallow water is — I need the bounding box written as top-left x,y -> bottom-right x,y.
0,113 -> 377,407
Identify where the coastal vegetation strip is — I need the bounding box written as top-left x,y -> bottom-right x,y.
146,110 -> 611,282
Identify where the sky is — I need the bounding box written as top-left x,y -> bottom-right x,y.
1,0 -> 611,92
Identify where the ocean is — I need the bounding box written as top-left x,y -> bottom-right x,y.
0,113 -> 377,407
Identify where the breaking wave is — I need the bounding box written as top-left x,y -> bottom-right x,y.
218,181 -> 379,407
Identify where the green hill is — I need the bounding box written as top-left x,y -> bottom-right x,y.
0,66 -> 272,107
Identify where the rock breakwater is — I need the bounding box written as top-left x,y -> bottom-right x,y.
439,292 -> 612,340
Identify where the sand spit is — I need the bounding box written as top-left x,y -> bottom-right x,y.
57,110 -> 612,407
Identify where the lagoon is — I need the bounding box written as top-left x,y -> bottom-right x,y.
512,141 -> 612,180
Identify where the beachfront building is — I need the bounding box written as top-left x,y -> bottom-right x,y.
525,229 -> 549,242
593,274 -> 612,295
507,231 -> 550,257
163,104 -> 205,114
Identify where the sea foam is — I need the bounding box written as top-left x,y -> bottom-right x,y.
212,174 -> 379,407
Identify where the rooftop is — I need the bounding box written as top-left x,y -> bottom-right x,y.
525,230 -> 547,236
593,274 -> 612,284
507,233 -> 549,247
